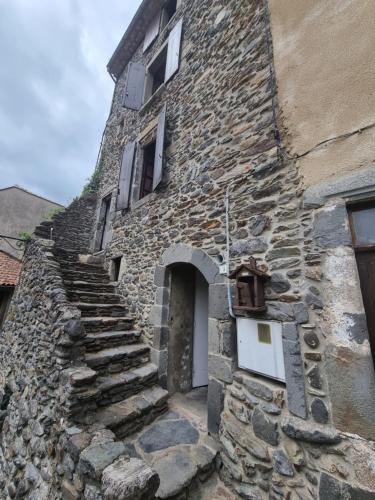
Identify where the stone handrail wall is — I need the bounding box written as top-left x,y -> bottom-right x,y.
35,193 -> 97,254
0,239 -> 84,499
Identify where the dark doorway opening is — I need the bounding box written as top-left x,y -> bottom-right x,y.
0,287 -> 13,328
167,264 -> 209,396
99,195 -> 112,251
348,201 -> 375,364
111,256 -> 122,282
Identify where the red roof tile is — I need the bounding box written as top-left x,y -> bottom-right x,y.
0,251 -> 21,286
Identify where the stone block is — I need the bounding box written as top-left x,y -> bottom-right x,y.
252,409 -> 279,446
208,355 -> 233,383
138,419 -> 199,453
282,322 -> 298,341
154,287 -> 169,306
77,442 -> 126,481
84,484 -> 103,499
67,432 -> 92,463
162,244 -> 193,267
293,302 -> 309,324
152,326 -> 169,350
313,202 -> 352,249
222,321 -> 236,358
271,273 -> 291,293
266,302 -> 295,322
282,338 -> 307,419
208,377 -> 225,434
241,375 -> 273,402
152,448 -> 197,499
208,319 -> 220,354
150,348 -> 168,380
325,343 -> 375,440
191,248 -> 218,283
319,473 -> 375,500
272,449 -> 294,477
154,265 -> 168,287
344,312 -> 369,345
148,305 -> 169,327
281,416 -> 341,444
102,457 -> 159,500
311,398 -> 329,424
209,283 -> 230,320
62,480 -> 80,500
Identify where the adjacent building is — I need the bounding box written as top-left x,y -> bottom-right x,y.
0,251 -> 21,328
0,186 -> 63,259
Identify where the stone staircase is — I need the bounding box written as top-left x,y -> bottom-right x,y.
53,248 -> 226,499
56,247 -> 169,437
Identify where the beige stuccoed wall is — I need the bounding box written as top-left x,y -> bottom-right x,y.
268,0 -> 375,188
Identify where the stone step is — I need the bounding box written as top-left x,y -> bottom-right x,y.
67,290 -> 121,304
97,363 -> 159,406
85,343 -> 150,374
74,302 -> 128,318
61,269 -> 111,284
81,316 -> 134,333
153,445 -> 218,499
65,281 -> 116,294
58,259 -> 106,272
84,330 -> 141,352
94,385 -> 169,439
35,226 -> 51,238
54,248 -> 79,262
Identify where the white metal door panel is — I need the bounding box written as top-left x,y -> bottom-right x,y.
192,271 -> 209,388
237,318 -> 285,382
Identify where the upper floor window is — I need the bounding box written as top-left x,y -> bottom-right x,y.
140,140 -> 156,199
116,104 -> 167,209
143,0 -> 178,53
161,0 -> 178,30
123,19 -> 183,111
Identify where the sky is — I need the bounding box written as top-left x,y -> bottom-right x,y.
0,0 -> 142,205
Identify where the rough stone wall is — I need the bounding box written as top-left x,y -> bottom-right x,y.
92,0 -> 375,497
0,239 -> 83,499
35,194 -> 97,253
97,0 -> 283,338
221,370 -> 375,499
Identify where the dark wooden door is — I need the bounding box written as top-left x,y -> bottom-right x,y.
349,202 -> 375,363
100,197 -> 111,251
356,250 -> 375,361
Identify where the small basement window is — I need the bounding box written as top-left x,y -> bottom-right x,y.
145,45 -> 168,101
111,256 -> 122,282
140,140 -> 156,199
161,0 -> 178,29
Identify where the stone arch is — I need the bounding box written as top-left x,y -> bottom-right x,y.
149,244 -> 235,434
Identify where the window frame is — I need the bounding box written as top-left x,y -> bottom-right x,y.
348,200 -> 375,252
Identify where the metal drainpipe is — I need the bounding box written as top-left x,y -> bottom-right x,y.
225,182 -> 236,319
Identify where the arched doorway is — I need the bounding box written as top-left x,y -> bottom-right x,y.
151,244 -> 233,434
167,264 -> 209,394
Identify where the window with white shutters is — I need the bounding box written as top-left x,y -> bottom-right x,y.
144,19 -> 183,102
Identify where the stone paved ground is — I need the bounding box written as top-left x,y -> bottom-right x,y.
123,388 -> 236,499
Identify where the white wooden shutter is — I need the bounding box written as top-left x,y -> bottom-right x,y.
143,13 -> 161,52
116,142 -> 136,210
153,104 -> 167,191
165,18 -> 183,82
123,62 -> 146,111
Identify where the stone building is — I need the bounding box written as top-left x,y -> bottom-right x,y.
0,251 -> 21,328
1,0 -> 375,499
0,185 -> 64,259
